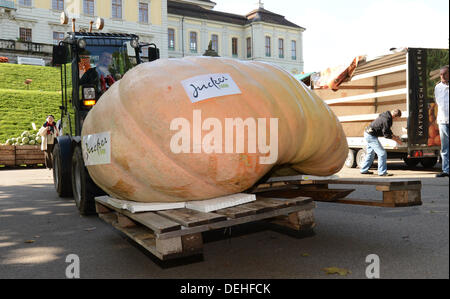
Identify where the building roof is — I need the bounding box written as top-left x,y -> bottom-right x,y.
167,1 -> 305,29
246,7 -> 305,30
168,1 -> 248,25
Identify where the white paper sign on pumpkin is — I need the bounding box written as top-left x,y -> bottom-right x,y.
181,73 -> 242,103
82,132 -> 111,166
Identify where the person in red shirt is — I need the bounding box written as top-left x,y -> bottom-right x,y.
39,115 -> 59,169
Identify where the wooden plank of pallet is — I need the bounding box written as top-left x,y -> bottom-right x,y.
256,188 -> 352,202
95,198 -> 181,234
319,198 -> 396,207
215,204 -> 258,219
257,196 -> 312,206
215,196 -> 311,219
157,202 -> 315,240
281,189 -> 355,202
157,208 -> 227,228
375,183 -> 421,192
131,212 -> 182,233
307,179 -> 421,187
238,199 -> 281,213
317,196 -> 421,208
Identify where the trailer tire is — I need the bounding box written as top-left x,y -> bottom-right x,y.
420,157 -> 438,169
356,149 -> 367,169
52,143 -> 73,197
345,149 -> 357,168
71,146 -> 99,215
403,158 -> 419,168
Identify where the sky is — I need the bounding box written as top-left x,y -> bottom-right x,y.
213,0 -> 450,72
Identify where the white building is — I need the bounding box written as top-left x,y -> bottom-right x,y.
0,0 -> 305,73
168,0 -> 305,74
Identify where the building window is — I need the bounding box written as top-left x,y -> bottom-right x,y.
232,38 -> 238,57
211,34 -> 218,53
278,38 -> 284,58
190,32 -> 197,53
168,28 -> 175,50
265,36 -> 271,57
139,2 -> 149,23
53,31 -> 64,45
291,40 -> 297,60
246,37 -> 252,58
83,0 -> 94,16
19,0 -> 32,6
52,0 -> 64,10
112,0 -> 122,19
19,28 -> 32,42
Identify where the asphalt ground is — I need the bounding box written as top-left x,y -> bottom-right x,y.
0,160 -> 448,279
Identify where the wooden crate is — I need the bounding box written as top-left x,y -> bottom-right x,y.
95,195 -> 315,261
15,145 -> 45,165
0,145 -> 45,166
0,145 -> 15,166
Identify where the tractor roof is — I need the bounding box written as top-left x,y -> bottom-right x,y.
69,32 -> 139,40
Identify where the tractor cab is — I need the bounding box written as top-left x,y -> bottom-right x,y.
53,31 -> 159,136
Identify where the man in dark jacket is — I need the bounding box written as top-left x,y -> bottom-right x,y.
360,109 -> 403,176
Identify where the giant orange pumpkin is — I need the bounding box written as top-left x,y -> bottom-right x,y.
81,57 -> 348,203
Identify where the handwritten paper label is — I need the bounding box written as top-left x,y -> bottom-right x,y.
82,132 -> 111,166
181,73 -> 241,103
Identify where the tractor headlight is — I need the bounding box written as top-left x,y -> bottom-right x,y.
83,87 -> 96,100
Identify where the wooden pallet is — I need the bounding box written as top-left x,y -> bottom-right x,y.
253,179 -> 422,208
95,195 -> 315,261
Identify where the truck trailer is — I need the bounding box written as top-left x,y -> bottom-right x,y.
311,48 -> 449,169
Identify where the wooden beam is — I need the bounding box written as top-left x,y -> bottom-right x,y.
325,88 -> 407,105
338,111 -> 407,122
181,233 -> 203,253
377,80 -> 407,90
156,237 -> 183,255
328,102 -> 376,107
351,64 -> 407,81
337,85 -> 374,90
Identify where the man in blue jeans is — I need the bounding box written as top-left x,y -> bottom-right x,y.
435,65 -> 449,178
360,109 -> 403,176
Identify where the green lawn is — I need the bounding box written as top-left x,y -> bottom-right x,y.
0,89 -> 61,143
0,63 -> 63,91
0,63 -> 66,143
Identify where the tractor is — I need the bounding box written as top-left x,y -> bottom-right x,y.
51,19 -> 159,215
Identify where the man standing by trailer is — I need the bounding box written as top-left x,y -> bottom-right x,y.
435,65 -> 449,178
360,109 -> 403,176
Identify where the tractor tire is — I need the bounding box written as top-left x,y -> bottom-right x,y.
53,143 -> 73,197
71,146 -> 103,215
